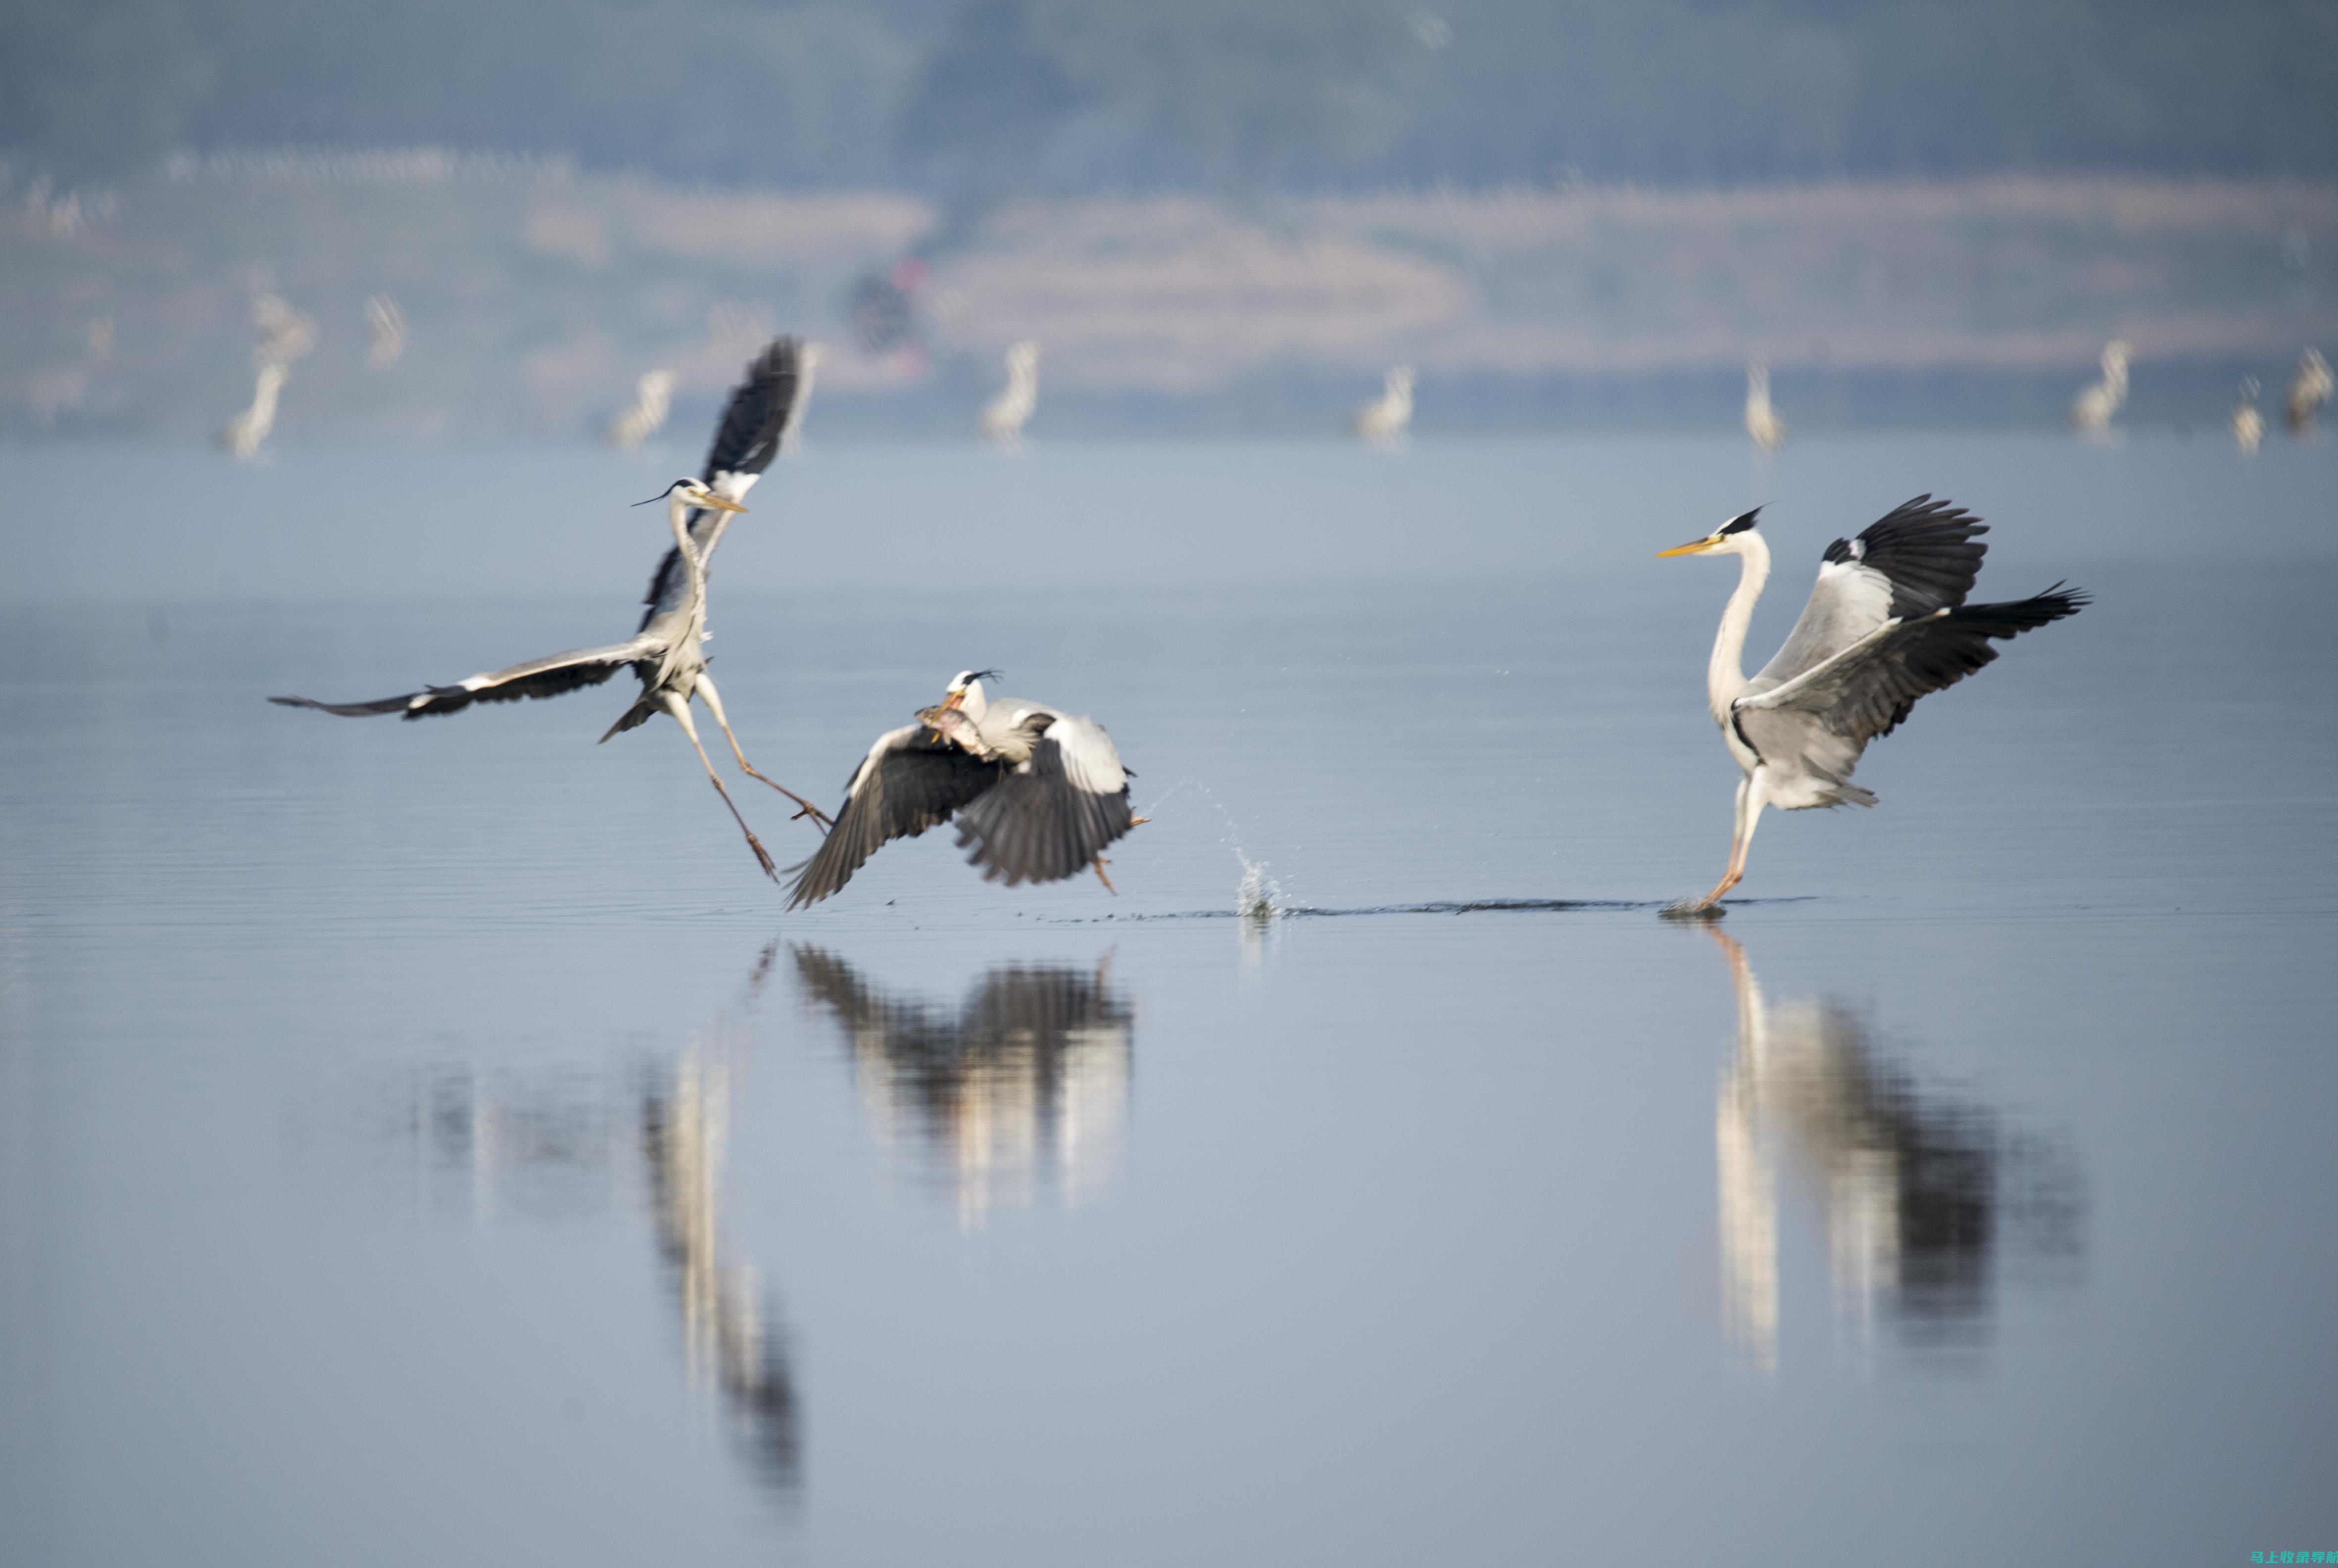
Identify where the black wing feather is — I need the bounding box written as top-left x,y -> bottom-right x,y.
1824,495 -> 1989,620
638,338 -> 802,630
702,338 -> 800,481
953,737 -> 1136,887
786,733 -> 1004,908
270,649 -> 638,721
1767,583 -> 2090,748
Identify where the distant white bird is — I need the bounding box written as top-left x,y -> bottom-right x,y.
2070,340 -> 2131,437
364,294 -> 406,369
251,291 -> 315,369
604,369 -> 676,450
977,340 -> 1040,446
780,342 -> 823,453
1351,365 -> 1415,449
216,362 -> 288,462
273,340 -> 834,879
1744,360 -> 1787,452
1657,497 -> 2087,915
787,670 -> 1141,907
2287,347 -> 2332,435
2232,377 -> 2266,454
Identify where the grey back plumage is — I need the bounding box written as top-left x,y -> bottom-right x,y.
1753,496 -> 1987,697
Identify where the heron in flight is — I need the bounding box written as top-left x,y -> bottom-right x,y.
1744,360 -> 1787,452
1352,365 -> 1414,449
787,671 -> 1140,908
1657,496 -> 2087,915
272,338 -> 833,879
978,341 -> 1040,446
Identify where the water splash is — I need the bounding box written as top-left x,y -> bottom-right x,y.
1235,852 -> 1284,922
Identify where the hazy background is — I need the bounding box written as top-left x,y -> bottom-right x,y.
3,0 -> 2335,440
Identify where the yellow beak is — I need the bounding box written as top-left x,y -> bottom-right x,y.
703,494 -> 747,514
1656,536 -> 1719,557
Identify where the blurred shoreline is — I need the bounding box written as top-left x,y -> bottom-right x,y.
4,155 -> 2332,442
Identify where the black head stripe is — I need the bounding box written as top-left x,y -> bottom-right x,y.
1718,507 -> 1763,536
632,477 -> 701,507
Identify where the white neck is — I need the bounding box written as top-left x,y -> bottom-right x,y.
669,493 -> 706,602
958,681 -> 989,722
1707,533 -> 1770,721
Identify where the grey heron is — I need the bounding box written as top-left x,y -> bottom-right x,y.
2069,340 -> 2131,437
272,338 -> 833,880
978,341 -> 1040,445
2233,377 -> 2266,453
1352,365 -> 1415,449
251,289 -> 317,369
364,293 -> 406,369
786,671 -> 1141,908
604,369 -> 676,450
1657,496 -> 2087,915
2288,347 -> 2332,435
216,362 -> 287,462
1744,360 -> 1787,452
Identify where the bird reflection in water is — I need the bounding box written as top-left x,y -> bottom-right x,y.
387,945 -> 799,1496
791,948 -> 1132,1222
1707,929 -> 2081,1376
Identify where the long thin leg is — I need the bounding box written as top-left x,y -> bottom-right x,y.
692,673 -> 834,832
1092,856 -> 1117,893
661,691 -> 777,881
1683,772 -> 1768,915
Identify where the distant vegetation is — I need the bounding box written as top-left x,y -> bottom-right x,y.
2,0 -> 2334,189
4,160 -> 2329,440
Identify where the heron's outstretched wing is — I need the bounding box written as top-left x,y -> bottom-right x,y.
954,715 -> 1135,886
638,338 -> 803,629
1735,584 -> 2088,776
1752,496 -> 1991,692
270,633 -> 664,720
785,726 -> 1004,908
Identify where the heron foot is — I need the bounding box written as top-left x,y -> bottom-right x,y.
1658,897 -> 1727,921
738,765 -> 835,833
1092,856 -> 1118,894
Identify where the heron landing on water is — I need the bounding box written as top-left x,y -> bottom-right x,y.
786,671 -> 1143,909
272,338 -> 834,880
1656,496 -> 2087,916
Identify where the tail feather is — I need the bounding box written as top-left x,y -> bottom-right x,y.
599,694 -> 660,743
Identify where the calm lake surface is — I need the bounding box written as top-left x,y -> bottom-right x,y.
3,435 -> 2334,1565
